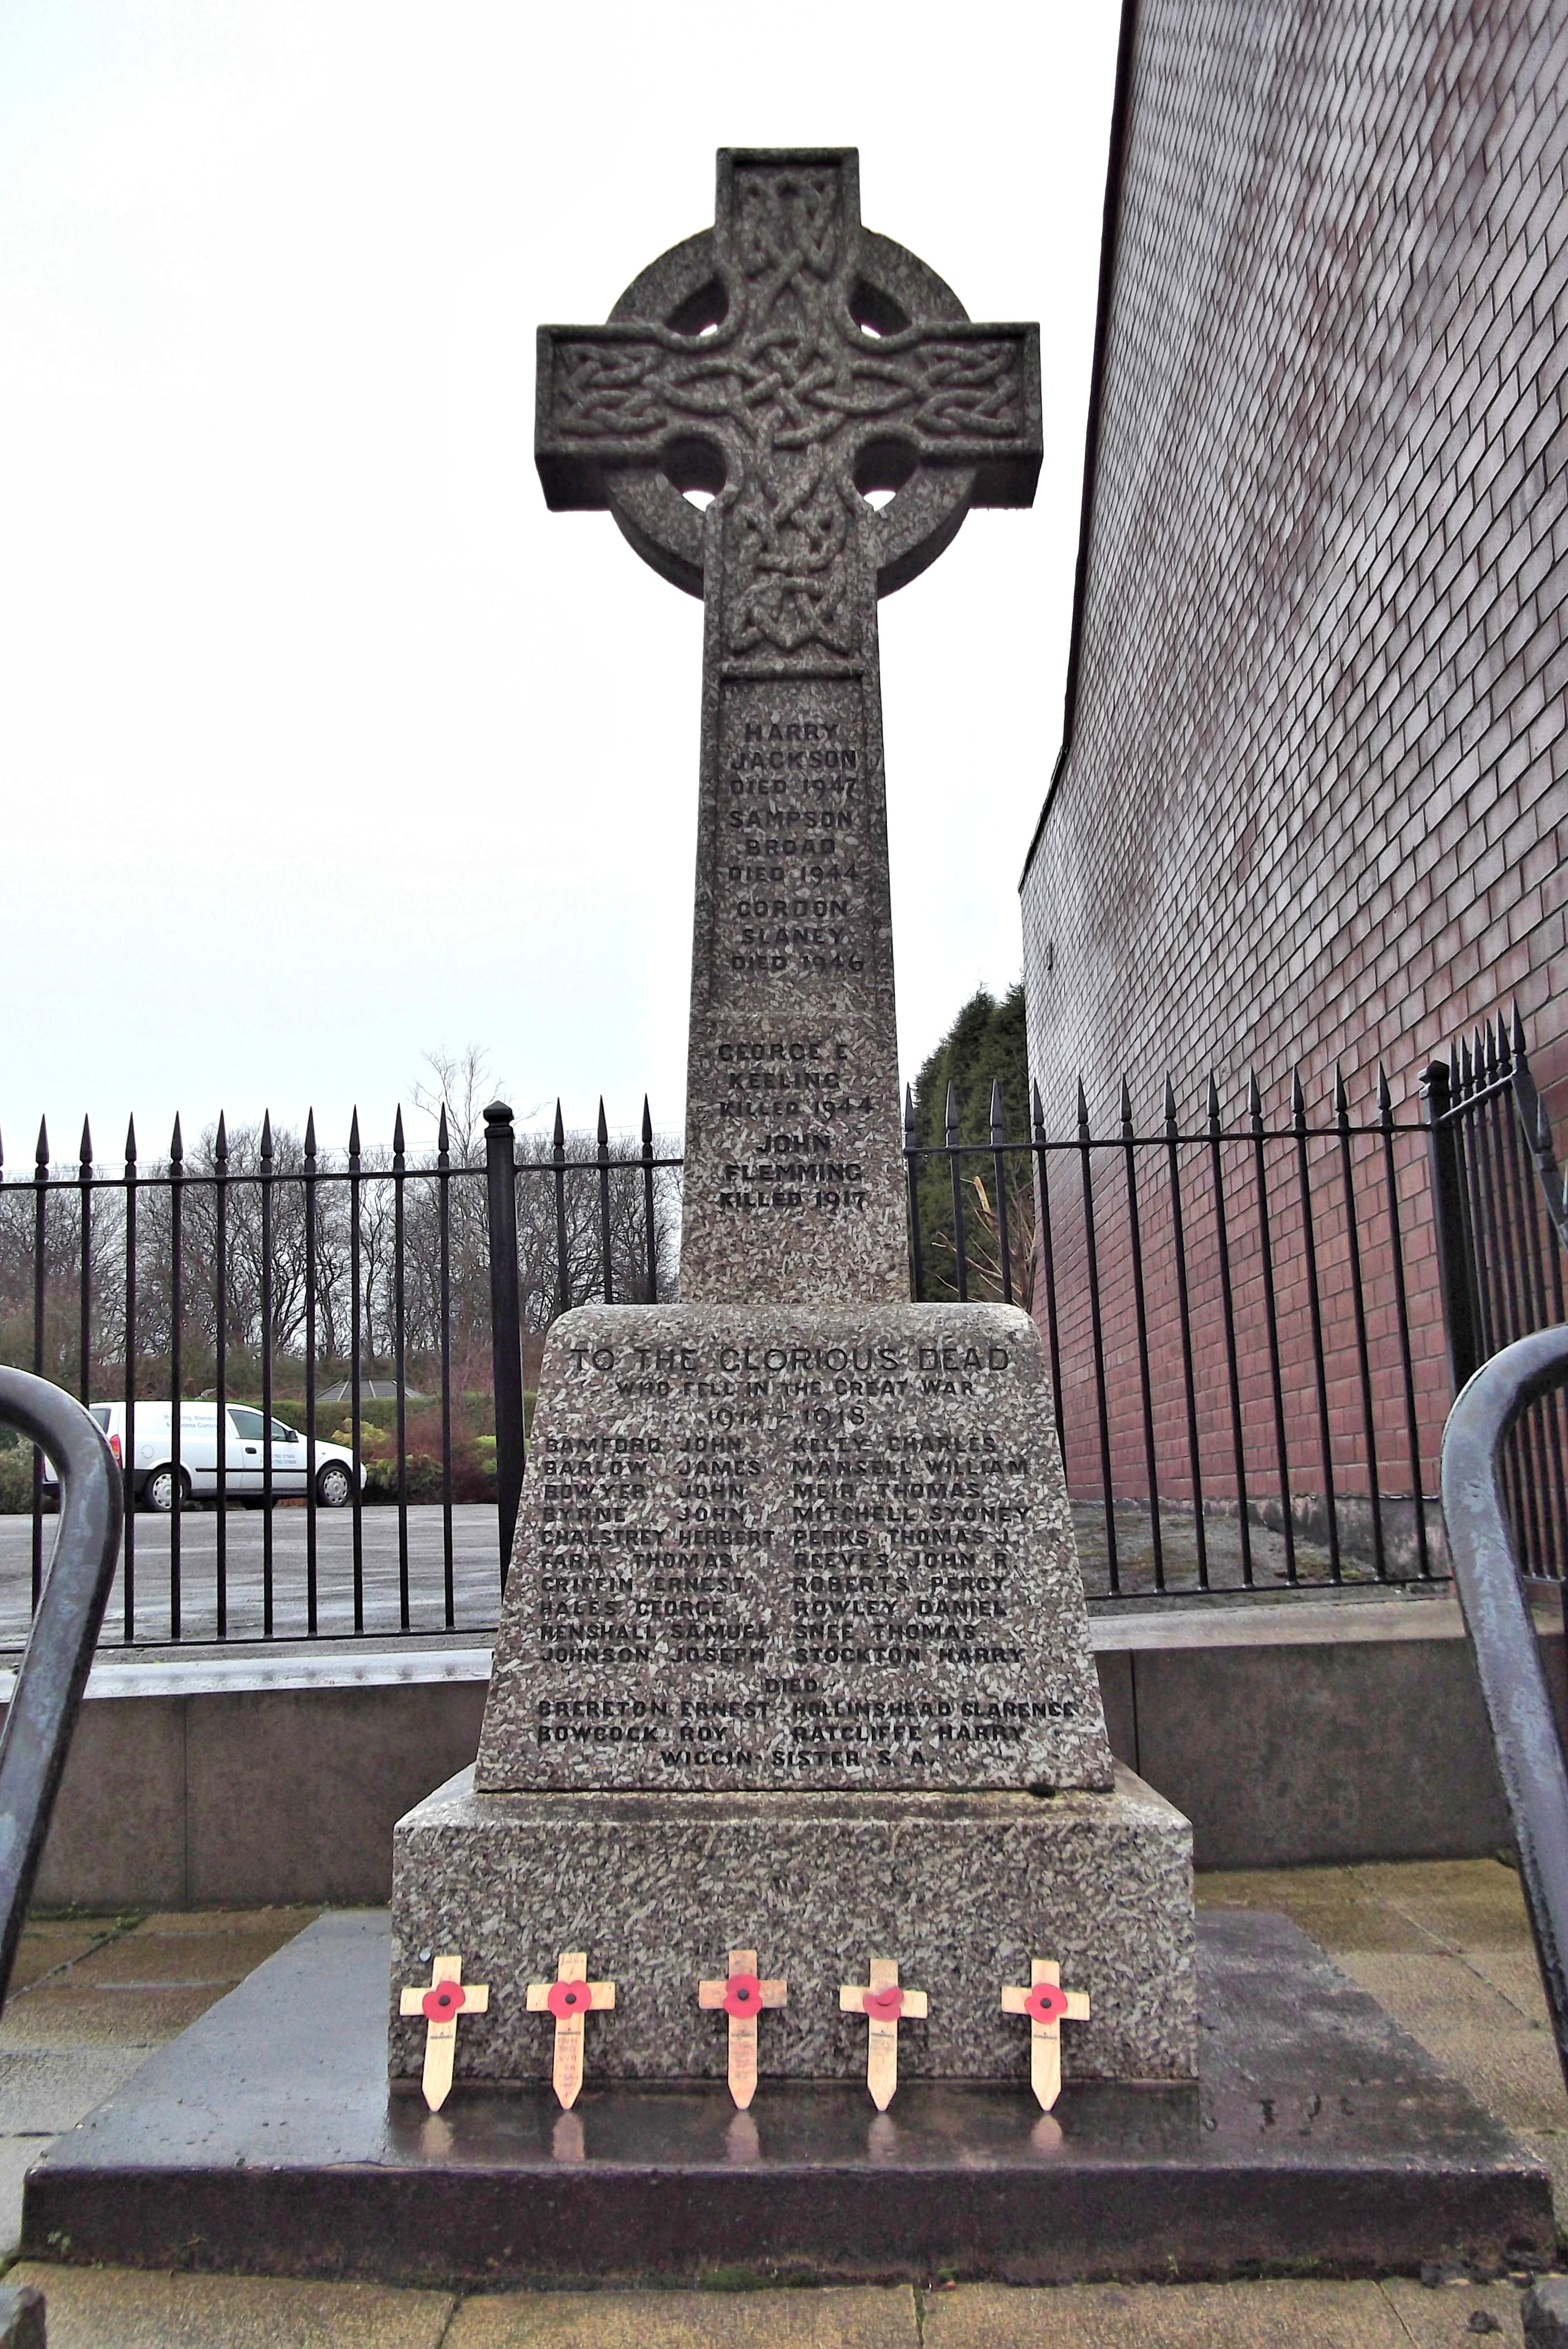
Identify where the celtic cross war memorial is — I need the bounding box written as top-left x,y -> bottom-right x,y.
23,133 -> 1558,2297
390,149 -> 1197,2093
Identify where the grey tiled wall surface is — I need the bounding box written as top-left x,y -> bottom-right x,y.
1024,0 -> 1568,1141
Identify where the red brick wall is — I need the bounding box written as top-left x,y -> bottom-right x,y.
1021,0 -> 1568,1528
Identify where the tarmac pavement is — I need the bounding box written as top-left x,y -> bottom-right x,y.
0,1504 -> 506,1647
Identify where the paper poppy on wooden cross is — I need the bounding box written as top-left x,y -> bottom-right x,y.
1001,1958 -> 1090,2112
526,1952 -> 616,2110
399,1954 -> 489,2112
698,1947 -> 787,2109
839,1958 -> 927,2111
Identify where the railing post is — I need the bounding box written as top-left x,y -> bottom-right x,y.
1424,1057 -> 1482,1393
641,1097 -> 659,1303
904,1084 -> 925,1303
486,1100 -> 525,1583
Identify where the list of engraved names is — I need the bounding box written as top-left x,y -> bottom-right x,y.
496,1315 -> 1090,1792
692,676 -> 892,1234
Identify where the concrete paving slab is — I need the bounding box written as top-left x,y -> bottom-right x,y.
1339,1954 -> 1544,2039
446,2285 -> 920,2346
6,1927 -> 120,1994
3,2262 -> 456,2346
1466,1952 -> 1556,2027
133,1908 -> 319,1939
0,1984 -> 221,2047
1380,2276 -> 1532,2343
0,2045 -> 150,2132
1198,1869 -> 1430,1952
68,1928 -> 299,1988
1352,1862 -> 1536,1949
1413,2033 -> 1568,2139
0,2140 -> 42,2258
921,2279 -> 1409,2346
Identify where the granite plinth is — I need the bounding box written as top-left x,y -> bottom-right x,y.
23,1910 -> 1553,2287
391,1762 -> 1193,2085
476,1300 -> 1114,1795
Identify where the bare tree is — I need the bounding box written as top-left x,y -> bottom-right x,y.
0,1053 -> 683,1418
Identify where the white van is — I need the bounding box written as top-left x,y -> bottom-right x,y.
82,1404 -> 362,1512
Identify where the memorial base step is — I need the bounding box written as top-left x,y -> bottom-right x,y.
21,1909 -> 1553,2289
389,1761 -> 1196,2086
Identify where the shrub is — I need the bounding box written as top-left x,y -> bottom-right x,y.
0,1451 -> 34,1514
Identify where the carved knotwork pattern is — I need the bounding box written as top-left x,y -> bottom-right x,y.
548,165 -> 1026,660
551,336 -> 1028,450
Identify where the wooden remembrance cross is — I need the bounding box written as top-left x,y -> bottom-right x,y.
698,1949 -> 788,2108
536,149 -> 1041,1306
1001,1958 -> 1090,2113
527,1952 -> 617,2110
399,1955 -> 489,2113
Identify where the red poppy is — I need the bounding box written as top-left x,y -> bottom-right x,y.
723,1972 -> 763,2019
422,1982 -> 467,2021
862,1984 -> 904,2021
547,1979 -> 591,2020
1025,1982 -> 1069,2025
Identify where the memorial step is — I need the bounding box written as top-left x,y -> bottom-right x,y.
22,1910 -> 1552,2289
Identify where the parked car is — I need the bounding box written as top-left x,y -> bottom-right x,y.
74,1404 -> 363,1512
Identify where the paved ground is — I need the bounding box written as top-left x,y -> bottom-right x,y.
0,1499 -> 1392,1650
1,1857 -> 1564,2342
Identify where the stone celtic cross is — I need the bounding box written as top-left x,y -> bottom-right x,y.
537,149 -> 1040,1302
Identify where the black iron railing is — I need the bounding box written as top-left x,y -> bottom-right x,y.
0,1098 -> 680,1646
0,1064 -> 1458,1647
1425,1011 -> 1568,1581
907,1067 -> 1443,1603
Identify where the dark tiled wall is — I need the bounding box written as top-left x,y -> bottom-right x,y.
1023,0 -> 1568,1145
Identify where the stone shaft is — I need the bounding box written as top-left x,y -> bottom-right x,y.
682,591 -> 905,1303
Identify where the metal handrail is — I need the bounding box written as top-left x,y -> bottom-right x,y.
1441,1325 -> 1568,2089
0,1371 -> 121,2013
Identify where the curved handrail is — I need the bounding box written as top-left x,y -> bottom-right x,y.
1441,1325 -> 1568,2087
0,1371 -> 122,2015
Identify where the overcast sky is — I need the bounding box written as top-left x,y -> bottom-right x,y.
0,0 -> 1121,1163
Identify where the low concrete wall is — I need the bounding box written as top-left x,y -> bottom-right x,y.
1095,1596 -> 1537,1869
18,1653 -> 489,1910
4,1593 -> 1539,1907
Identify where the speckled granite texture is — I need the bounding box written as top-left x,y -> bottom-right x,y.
475,1301 -> 1113,1796
390,1763 -> 1195,2086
